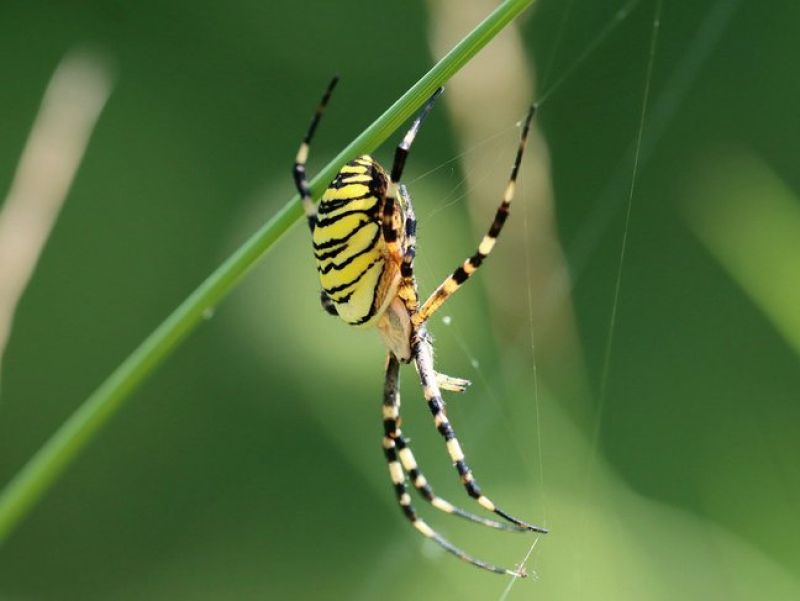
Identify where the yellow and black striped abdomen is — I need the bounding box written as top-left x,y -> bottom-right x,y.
313,155 -> 394,326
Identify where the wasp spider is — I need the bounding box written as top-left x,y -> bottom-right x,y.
293,78 -> 546,577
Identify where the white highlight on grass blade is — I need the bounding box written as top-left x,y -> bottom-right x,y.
0,51 -> 113,368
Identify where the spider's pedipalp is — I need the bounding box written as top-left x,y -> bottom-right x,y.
436,371 -> 471,393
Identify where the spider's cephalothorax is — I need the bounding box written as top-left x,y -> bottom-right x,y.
293,77 -> 546,577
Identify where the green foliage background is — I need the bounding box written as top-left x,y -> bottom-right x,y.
1,0 -> 798,599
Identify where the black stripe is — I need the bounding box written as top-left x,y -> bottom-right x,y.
317,228 -> 380,275
315,207 -> 377,228
350,263 -> 385,325
383,355 -> 400,406
437,422 -> 455,440
465,480 -> 482,499
317,192 -> 376,214
468,253 -> 484,268
400,503 -> 416,521
405,216 -> 416,236
426,398 -> 443,414
487,205 -> 509,237
314,222 -> 378,261
452,267 -> 469,284
382,196 -> 397,242
335,290 -> 353,304
324,258 -> 379,295
313,218 -> 373,251
314,242 -> 347,262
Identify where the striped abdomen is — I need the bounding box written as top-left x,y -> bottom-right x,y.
313,155 -> 397,326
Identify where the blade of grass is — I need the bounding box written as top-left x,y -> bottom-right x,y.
0,0 -> 535,543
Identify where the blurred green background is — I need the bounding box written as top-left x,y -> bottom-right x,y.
1,0 -> 799,599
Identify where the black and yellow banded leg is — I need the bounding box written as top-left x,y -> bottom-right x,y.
396,186 -> 470,390
397,184 -> 420,314
382,437 -> 525,577
382,88 -> 444,260
412,104 -> 536,328
319,290 -> 338,317
412,331 -> 548,534
293,76 -> 339,232
382,356 -> 526,576
383,355 -> 525,532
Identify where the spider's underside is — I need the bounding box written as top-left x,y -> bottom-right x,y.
292,78 -> 546,577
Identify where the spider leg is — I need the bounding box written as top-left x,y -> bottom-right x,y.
293,76 -> 339,232
383,89 -> 444,262
397,183 -> 419,314
383,354 -> 525,532
412,330 -> 548,534
412,104 -> 536,328
382,354 -> 528,576
320,290 -> 338,316
397,184 -> 470,393
295,77 -> 342,317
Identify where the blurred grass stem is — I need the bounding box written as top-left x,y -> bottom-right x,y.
0,52 -> 112,373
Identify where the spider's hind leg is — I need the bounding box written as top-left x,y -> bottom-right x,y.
412,329 -> 547,534
382,353 -> 528,576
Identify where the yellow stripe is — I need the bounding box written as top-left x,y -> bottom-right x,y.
341,174 -> 372,184
478,496 -> 496,511
413,520 -> 435,538
321,183 -> 370,201
313,211 -> 374,247
432,498 -> 454,513
328,259 -> 384,323
339,164 -> 367,174
398,447 -> 417,470
320,250 -> 377,292
389,461 -> 404,484
446,439 -> 465,462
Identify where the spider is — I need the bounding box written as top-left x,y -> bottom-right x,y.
292,77 -> 547,577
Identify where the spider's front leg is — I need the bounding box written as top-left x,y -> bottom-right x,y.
294,77 -> 344,319
292,76 -> 339,232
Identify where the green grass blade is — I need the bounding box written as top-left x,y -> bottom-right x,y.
0,0 -> 535,543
